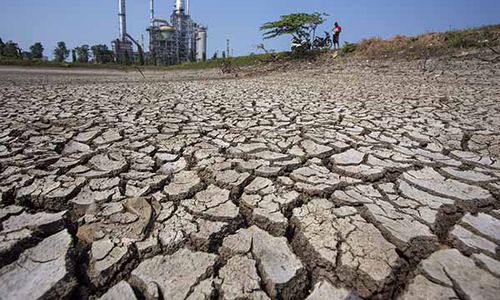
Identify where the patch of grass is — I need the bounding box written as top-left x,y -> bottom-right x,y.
0,58 -> 65,67
0,55 -> 275,72
444,31 -> 474,48
163,53 -> 276,70
345,24 -> 500,59
0,50 -> 318,71
340,42 -> 357,56
0,57 -> 129,70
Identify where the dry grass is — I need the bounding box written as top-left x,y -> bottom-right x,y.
353,24 -> 500,59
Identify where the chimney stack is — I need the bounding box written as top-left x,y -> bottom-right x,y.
118,0 -> 127,41
176,0 -> 185,13
150,0 -> 155,26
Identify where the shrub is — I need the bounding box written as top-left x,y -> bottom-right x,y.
340,42 -> 357,55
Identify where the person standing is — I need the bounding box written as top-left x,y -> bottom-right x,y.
333,22 -> 342,49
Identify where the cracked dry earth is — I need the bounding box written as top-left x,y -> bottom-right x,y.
0,59 -> 499,300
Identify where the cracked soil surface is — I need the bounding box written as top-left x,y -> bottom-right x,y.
0,58 -> 499,300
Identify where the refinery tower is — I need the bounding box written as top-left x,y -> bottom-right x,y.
148,0 -> 207,65
112,0 -> 207,65
112,0 -> 134,63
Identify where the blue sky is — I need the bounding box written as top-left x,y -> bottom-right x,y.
0,0 -> 498,58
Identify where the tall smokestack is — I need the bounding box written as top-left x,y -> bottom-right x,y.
119,0 -> 127,41
176,0 -> 185,13
149,0 -> 154,26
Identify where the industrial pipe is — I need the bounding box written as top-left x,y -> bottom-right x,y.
126,33 -> 145,65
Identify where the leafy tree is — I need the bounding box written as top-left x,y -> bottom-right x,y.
22,51 -> 32,60
91,44 -> 114,64
260,12 -> 327,50
0,38 -> 5,56
54,41 -> 69,62
3,41 -> 20,58
222,51 -> 226,59
211,51 -> 218,60
30,42 -> 44,59
75,45 -> 90,63
103,50 -> 115,63
91,45 -> 101,62
72,50 -> 77,63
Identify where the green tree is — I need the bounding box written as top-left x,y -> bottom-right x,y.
222,51 -> 226,59
91,45 -> 101,63
75,45 -> 90,63
211,51 -> 218,60
260,12 -> 327,50
30,42 -> 44,59
54,41 -> 69,62
22,51 -> 32,60
0,38 -> 5,56
91,44 -> 114,64
72,50 -> 77,63
3,41 -> 20,58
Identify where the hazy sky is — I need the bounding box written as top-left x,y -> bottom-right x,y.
0,0 -> 498,58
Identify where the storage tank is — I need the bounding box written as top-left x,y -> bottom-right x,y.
196,26 -> 207,61
159,25 -> 175,41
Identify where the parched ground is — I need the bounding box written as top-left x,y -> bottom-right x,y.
0,58 -> 499,300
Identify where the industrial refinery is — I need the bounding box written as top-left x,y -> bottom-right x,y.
112,0 -> 207,65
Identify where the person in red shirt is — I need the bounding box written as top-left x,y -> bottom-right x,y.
333,22 -> 342,49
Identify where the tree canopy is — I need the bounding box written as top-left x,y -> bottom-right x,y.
30,42 -> 44,59
260,12 -> 327,41
54,41 -> 69,62
75,45 -> 90,63
2,41 -> 21,58
91,44 -> 114,64
0,38 -> 5,56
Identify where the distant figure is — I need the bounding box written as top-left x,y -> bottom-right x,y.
333,22 -> 342,49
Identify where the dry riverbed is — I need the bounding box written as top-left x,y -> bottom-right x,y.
0,58 -> 499,299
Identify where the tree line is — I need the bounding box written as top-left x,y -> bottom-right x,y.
0,39 -> 115,64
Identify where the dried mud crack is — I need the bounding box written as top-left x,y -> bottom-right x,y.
0,58 -> 500,300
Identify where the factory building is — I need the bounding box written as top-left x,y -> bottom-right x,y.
147,0 -> 207,65
112,0 -> 207,65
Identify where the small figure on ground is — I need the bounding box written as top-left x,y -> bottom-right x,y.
333,22 -> 342,49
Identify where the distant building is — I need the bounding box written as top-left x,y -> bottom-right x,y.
147,0 -> 207,65
112,0 -> 206,65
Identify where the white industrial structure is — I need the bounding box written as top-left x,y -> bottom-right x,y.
112,0 -> 207,65
195,26 -> 208,62
112,0 -> 133,63
147,0 -> 207,65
